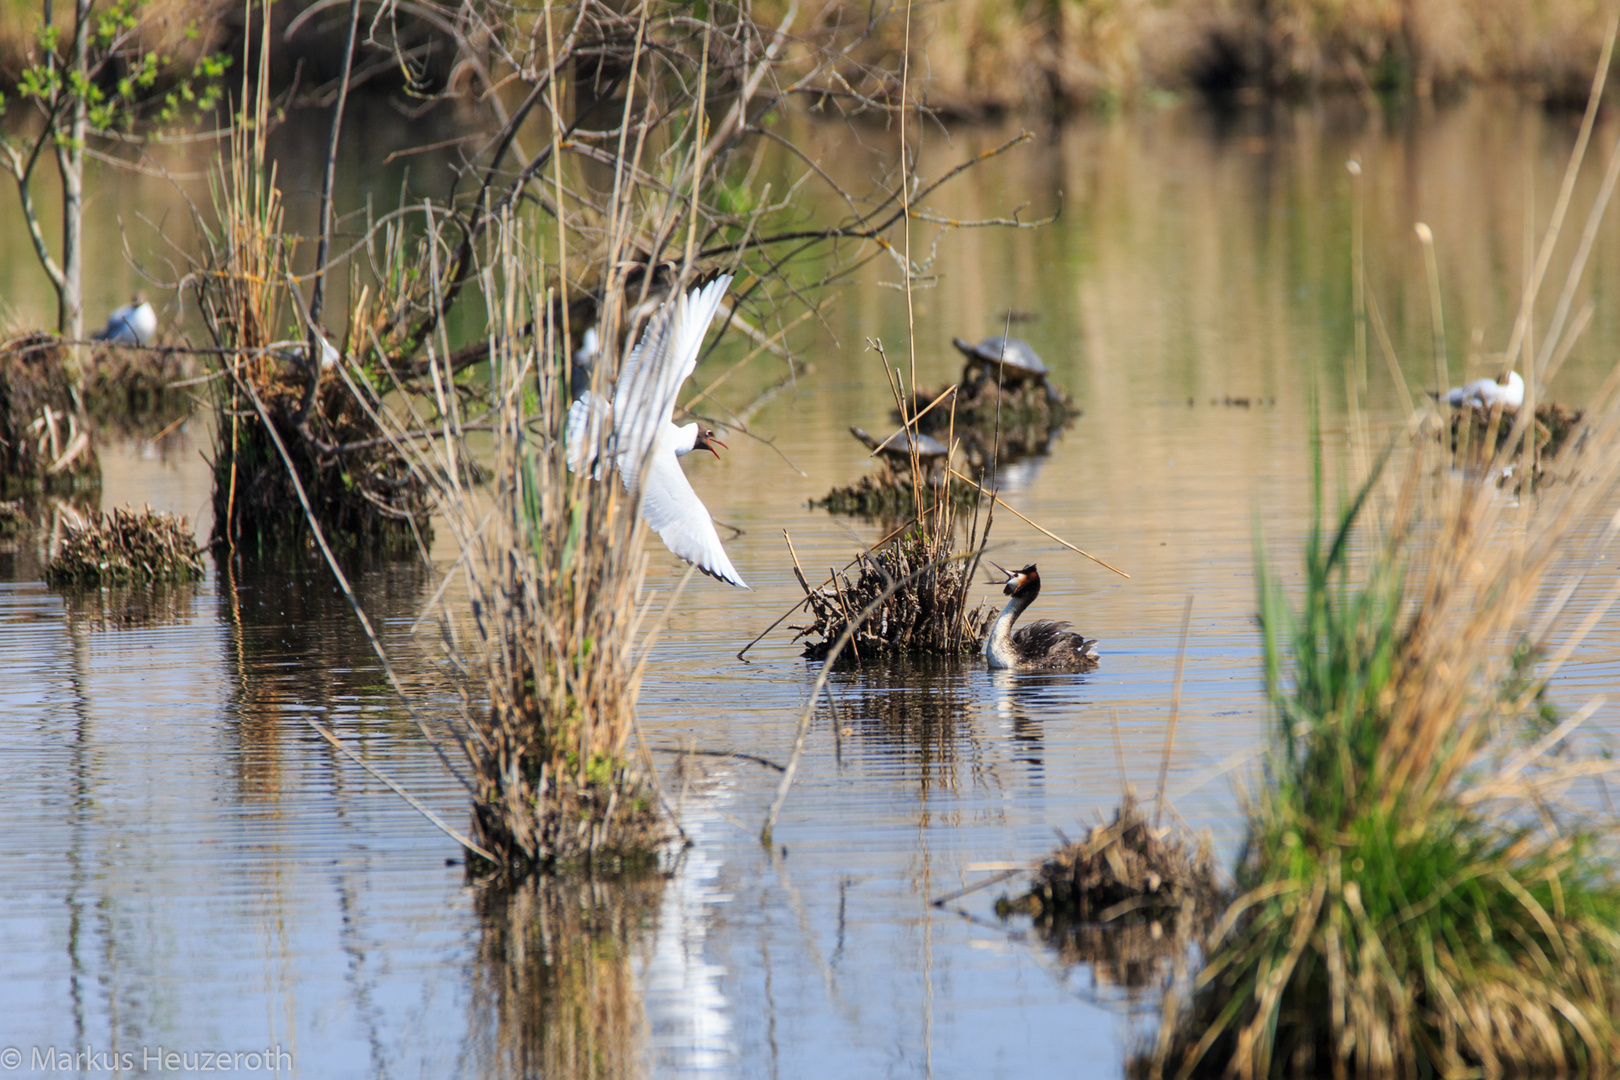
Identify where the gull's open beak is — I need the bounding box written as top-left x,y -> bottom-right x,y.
705,434 -> 727,458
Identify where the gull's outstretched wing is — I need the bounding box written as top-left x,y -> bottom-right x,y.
639,447 -> 747,588
566,390 -> 613,479
613,275 -> 733,491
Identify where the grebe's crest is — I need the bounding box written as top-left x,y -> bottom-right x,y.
991,561 -> 1040,598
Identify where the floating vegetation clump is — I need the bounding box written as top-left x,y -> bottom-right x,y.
45,506 -> 205,587
903,378 -> 1078,466
1142,420 -> 1620,1078
792,520 -> 992,663
811,465 -> 980,519
1448,401 -> 1586,478
0,332 -> 99,497
1000,794 -> 1220,926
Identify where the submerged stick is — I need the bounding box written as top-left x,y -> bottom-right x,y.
947,466 -> 1130,579
305,719 -> 498,864
929,866 -> 1032,908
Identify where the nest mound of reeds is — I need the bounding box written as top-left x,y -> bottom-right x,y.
82,339 -> 197,429
1448,401 -> 1584,460
1002,794 -> 1221,925
46,506 -> 205,587
791,528 -> 992,662
811,465 -> 980,519
212,362 -> 432,560
0,332 -> 100,496
903,379 -> 1078,466
468,697 -> 668,873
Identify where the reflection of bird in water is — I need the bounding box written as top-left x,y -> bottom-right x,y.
983,455 -> 1044,496
93,294 -> 157,345
565,276 -> 747,587
985,563 -> 1099,672
1433,370 -> 1523,409
991,669 -> 1046,772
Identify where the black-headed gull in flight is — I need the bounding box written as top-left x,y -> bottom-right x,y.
566,275 -> 747,588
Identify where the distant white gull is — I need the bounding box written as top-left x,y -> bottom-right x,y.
93,295 -> 157,346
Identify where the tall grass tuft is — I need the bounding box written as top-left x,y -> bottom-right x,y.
341,214 -> 668,869
1143,404 -> 1620,1076
189,75 -> 429,560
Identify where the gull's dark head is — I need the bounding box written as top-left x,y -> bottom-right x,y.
693,427 -> 727,459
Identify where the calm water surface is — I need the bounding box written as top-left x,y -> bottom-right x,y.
5,95 -> 1620,1077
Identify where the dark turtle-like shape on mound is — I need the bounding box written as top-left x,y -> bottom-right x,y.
850,425 -> 950,464
952,335 -> 1061,400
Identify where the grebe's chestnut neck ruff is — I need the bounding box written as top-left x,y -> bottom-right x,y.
984,563 -> 1099,672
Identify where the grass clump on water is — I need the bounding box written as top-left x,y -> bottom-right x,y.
810,464 -> 980,520
791,520 -> 992,662
45,506 -> 204,587
1142,423 -> 1620,1078
1001,793 -> 1220,926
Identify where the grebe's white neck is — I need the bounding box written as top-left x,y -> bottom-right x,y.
986,587 -> 1036,669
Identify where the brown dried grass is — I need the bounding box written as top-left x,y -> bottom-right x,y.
0,332 -> 99,497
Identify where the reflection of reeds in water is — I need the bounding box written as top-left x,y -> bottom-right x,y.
841,662 -> 979,790
216,556 -> 431,802
57,582 -> 200,630
473,874 -> 656,1080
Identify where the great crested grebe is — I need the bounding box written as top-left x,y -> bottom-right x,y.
1435,370 -> 1524,410
984,563 -> 1099,672
564,275 -> 748,588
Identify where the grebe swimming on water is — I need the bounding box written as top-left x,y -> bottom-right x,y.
984,563 -> 1099,672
